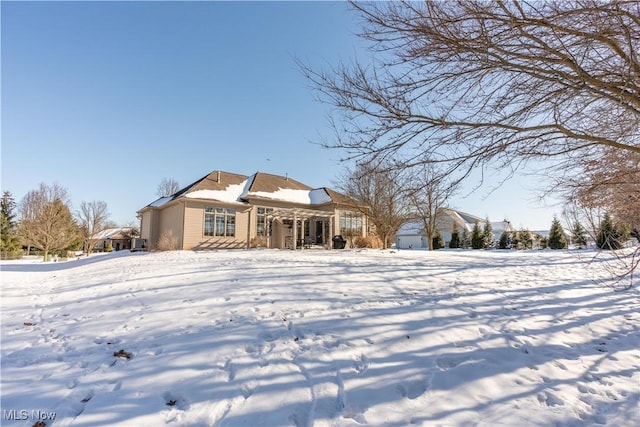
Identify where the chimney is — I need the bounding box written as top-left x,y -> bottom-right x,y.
217,171 -> 221,183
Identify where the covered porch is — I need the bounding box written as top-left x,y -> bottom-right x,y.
266,207 -> 335,250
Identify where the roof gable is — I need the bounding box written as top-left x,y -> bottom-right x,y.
140,170 -> 353,210
248,172 -> 311,193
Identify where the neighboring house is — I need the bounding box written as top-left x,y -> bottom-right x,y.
89,227 -> 138,252
492,220 -> 517,237
137,170 -> 369,250
396,208 -> 515,249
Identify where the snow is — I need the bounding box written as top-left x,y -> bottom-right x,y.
308,189 -> 332,205
2,249 -> 639,427
185,180 -> 251,204
397,220 -> 423,235
91,228 -> 136,240
248,188 -> 332,205
176,181 -> 331,206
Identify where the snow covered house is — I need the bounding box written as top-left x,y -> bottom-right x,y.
137,170 -> 369,250
89,227 -> 137,251
396,208 -> 514,249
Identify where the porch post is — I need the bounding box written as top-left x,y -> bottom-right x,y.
293,214 -> 298,250
330,215 -> 335,249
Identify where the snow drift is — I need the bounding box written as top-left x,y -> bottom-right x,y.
1,249 -> 638,426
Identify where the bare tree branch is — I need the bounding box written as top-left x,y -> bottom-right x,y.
157,178 -> 180,198
334,161 -> 411,249
18,183 -> 80,261
77,200 -> 110,255
301,0 -> 640,180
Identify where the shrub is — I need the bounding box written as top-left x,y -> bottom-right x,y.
156,230 -> 179,251
250,236 -> 268,248
432,232 -> 445,250
353,235 -> 383,249
104,243 -> 113,252
0,248 -> 22,260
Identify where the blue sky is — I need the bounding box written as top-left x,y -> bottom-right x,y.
2,1 -> 561,230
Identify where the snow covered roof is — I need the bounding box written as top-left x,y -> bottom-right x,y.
491,221 -> 516,234
449,209 -> 486,226
184,178 -> 252,204
139,171 -> 348,211
397,220 -> 424,235
397,209 -> 499,237
91,227 -> 135,240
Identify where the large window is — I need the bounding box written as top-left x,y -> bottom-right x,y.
340,211 -> 363,237
256,207 -> 273,236
204,207 -> 236,237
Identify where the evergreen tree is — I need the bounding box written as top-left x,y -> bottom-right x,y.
0,191 -> 21,259
596,213 -> 628,250
498,231 -> 510,249
432,231 -> 445,250
548,216 -> 567,249
471,220 -> 484,249
449,223 -> 460,249
461,228 -> 470,249
570,221 -> 588,248
482,219 -> 493,248
515,228 -> 532,249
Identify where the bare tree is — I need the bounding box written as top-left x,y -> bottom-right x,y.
157,178 -> 180,198
569,149 -> 640,242
302,0 -> 639,180
563,200 -> 639,290
18,183 -> 80,261
335,161 -> 411,249
406,164 -> 459,250
77,200 -> 110,255
122,220 -> 140,238
102,219 -> 119,230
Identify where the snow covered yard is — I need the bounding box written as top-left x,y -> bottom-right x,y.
1,249 -> 638,427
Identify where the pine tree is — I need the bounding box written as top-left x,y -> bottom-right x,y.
515,228 -> 532,249
461,228 -> 470,249
471,220 -> 484,249
431,231 -> 444,250
0,191 -> 21,259
449,223 -> 460,249
482,218 -> 493,248
596,213 -> 627,250
570,221 -> 588,248
548,216 -> 567,249
498,231 -> 510,249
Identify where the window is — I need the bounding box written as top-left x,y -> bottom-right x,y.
256,207 -> 273,236
340,211 -> 363,237
204,207 -> 236,237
